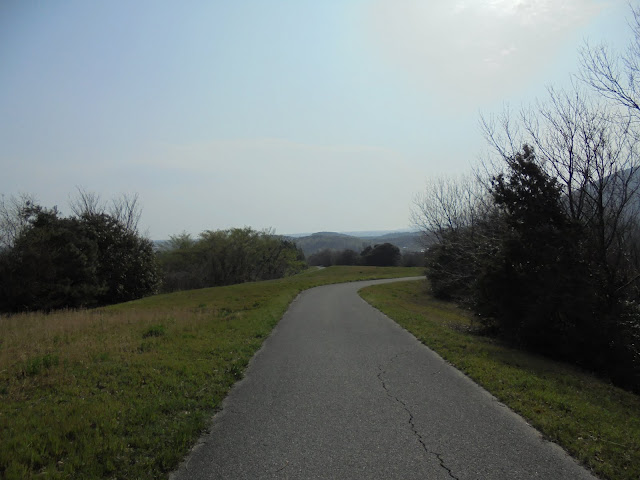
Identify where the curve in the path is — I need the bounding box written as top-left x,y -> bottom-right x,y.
170,277 -> 599,480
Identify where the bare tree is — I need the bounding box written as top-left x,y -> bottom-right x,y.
0,193 -> 37,249
69,187 -> 142,233
110,193 -> 142,233
69,187 -> 103,218
411,174 -> 499,301
579,5 -> 640,118
411,174 -> 487,244
479,104 -> 524,163
483,84 -> 640,292
576,3 -> 640,291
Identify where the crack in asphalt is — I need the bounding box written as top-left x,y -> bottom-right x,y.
377,354 -> 459,480
266,460 -> 289,475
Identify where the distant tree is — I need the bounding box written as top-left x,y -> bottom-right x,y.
334,248 -> 360,266
307,248 -> 362,266
156,232 -> 202,292
400,251 -> 425,267
361,243 -> 401,266
307,249 -> 334,267
165,232 -> 197,250
157,227 -> 306,292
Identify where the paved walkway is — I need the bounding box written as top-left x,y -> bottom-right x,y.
170,278 -> 599,479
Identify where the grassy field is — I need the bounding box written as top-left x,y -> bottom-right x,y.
359,279 -> 640,480
0,266 -> 422,480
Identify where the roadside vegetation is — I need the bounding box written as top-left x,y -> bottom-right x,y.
0,191 -> 312,313
412,5 -> 640,393
0,266 -> 422,480
156,228 -> 307,293
0,190 -> 159,313
360,279 -> 640,480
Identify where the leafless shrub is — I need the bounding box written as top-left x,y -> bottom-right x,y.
70,187 -> 142,233
0,193 -> 36,249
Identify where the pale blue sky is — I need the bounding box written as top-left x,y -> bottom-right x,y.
0,0 -> 631,238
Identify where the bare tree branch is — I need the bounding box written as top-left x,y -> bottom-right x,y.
110,192 -> 142,233
578,5 -> 640,120
0,193 -> 36,249
70,187 -> 142,233
69,187 -> 104,218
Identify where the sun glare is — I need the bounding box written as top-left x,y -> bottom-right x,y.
363,0 -> 606,108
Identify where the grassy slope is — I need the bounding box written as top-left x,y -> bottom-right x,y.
0,266 -> 422,480
359,280 -> 640,480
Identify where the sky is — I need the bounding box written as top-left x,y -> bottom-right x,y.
0,0 -> 632,239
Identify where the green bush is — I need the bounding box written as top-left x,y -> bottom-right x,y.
157,228 -> 306,292
0,204 -> 159,313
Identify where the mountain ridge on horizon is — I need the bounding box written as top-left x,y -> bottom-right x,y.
285,230 -> 424,256
284,228 -> 416,238
153,229 -> 425,256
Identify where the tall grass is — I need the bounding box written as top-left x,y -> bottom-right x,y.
0,266 -> 422,479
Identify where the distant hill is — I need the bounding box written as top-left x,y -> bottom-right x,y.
154,230 -> 428,256
287,230 -> 424,256
363,231 -> 424,251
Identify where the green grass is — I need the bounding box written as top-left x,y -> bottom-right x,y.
0,266 -> 421,480
359,279 -> 640,480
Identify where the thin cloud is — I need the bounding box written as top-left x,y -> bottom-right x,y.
133,138 -> 424,236
137,138 -> 407,175
362,0 -> 605,107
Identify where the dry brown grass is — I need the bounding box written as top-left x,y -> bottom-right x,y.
0,307 -> 215,381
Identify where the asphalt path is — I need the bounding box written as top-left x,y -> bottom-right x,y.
170,277 -> 599,480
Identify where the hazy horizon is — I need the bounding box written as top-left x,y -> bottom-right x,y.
1,1 -> 631,239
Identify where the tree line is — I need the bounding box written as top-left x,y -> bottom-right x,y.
0,191 -> 158,312
306,243 -> 424,267
0,190 -> 309,312
412,6 -> 640,391
156,228 -> 306,293
0,188 -> 419,313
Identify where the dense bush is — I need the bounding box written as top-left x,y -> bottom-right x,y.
361,243 -> 401,266
0,204 -> 159,312
157,227 -> 306,292
307,248 -> 360,266
420,146 -> 640,391
81,212 -> 159,305
476,148 -> 599,357
399,251 -> 425,267
306,244 -> 417,267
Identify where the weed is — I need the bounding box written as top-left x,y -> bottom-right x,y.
23,353 -> 59,377
91,352 -> 110,363
142,324 -> 165,339
226,362 -> 246,380
138,341 -> 156,353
